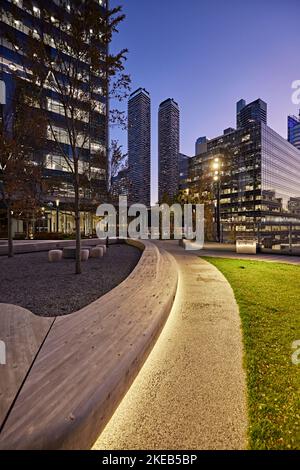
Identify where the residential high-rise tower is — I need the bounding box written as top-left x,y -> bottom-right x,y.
128,88 -> 151,207
158,98 -> 180,202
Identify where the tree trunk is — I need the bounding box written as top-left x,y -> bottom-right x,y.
74,174 -> 81,274
26,220 -> 29,240
7,203 -> 13,258
31,214 -> 36,239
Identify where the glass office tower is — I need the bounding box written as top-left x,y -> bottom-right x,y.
237,98 -> 267,129
195,136 -> 207,155
288,112 -> 300,151
178,153 -> 190,190
189,120 -> 300,250
0,0 -> 108,235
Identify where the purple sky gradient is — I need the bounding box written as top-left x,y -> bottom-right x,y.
110,0 -> 300,204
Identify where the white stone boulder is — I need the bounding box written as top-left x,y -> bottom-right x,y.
81,249 -> 90,261
48,250 -> 63,263
90,247 -> 104,258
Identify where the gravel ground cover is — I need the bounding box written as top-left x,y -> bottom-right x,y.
0,244 -> 141,316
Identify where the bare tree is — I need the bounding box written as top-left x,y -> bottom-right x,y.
4,1 -> 130,273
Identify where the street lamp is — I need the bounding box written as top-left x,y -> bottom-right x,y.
212,158 -> 221,243
40,206 -> 45,233
55,199 -> 60,233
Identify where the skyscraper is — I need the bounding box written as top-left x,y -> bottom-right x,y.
195,136 -> 207,155
178,153 -> 190,190
158,98 -> 180,202
236,99 -> 246,128
0,0 -> 108,235
288,112 -> 300,150
128,88 -> 151,207
236,98 -> 267,128
189,98 -> 300,248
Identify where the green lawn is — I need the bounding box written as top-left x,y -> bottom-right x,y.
202,257 -> 300,450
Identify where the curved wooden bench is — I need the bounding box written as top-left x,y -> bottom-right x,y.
0,239 -> 104,256
0,305 -> 53,431
0,240 -> 178,449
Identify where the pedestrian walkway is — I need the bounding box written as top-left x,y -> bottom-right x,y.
93,241 -> 248,450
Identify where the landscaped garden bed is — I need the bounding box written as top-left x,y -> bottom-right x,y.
0,244 -> 141,316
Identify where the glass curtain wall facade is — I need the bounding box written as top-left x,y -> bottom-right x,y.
189,122 -> 300,250
288,113 -> 300,150
261,124 -> 300,249
178,153 -> 190,190
236,98 -> 267,129
0,0 -> 108,236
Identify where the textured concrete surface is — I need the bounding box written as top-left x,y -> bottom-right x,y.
93,241 -> 248,450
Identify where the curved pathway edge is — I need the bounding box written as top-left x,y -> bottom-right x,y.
94,240 -> 248,450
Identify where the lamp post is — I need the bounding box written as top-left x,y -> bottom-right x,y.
40,206 -> 45,233
212,158 -> 221,243
55,199 -> 60,233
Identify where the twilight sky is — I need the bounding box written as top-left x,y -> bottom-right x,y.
110,0 -> 300,204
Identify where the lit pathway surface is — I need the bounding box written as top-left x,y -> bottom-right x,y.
93,241 -> 248,450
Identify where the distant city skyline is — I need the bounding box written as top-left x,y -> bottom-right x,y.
111,0 -> 300,204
